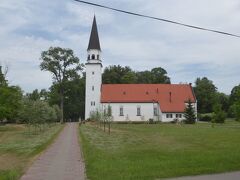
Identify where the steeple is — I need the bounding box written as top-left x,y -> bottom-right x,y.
87,16 -> 101,51
85,15 -> 103,119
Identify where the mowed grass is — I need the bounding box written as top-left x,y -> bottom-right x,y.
80,121 -> 240,180
0,124 -> 63,180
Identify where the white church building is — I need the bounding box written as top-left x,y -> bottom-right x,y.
85,16 -> 197,122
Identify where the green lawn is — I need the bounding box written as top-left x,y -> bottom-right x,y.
80,121 -> 240,180
0,124 -> 63,180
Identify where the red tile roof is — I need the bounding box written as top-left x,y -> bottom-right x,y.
101,84 -> 196,113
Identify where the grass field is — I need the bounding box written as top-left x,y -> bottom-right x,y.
0,124 -> 63,180
80,121 -> 240,180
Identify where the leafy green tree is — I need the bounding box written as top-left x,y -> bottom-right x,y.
40,47 -> 83,123
229,102 -> 240,121
18,99 -> 58,128
103,65 -> 171,84
63,77 -> 85,121
212,103 -> 226,123
216,92 -> 230,113
103,65 -> 133,84
26,89 -> 49,101
48,76 -> 85,121
150,67 -> 171,84
0,86 -> 22,123
136,71 -> 152,83
194,77 -> 217,113
26,89 -> 40,101
184,99 -> 196,124
229,84 -> 240,105
122,71 -> 137,84
0,66 -> 7,87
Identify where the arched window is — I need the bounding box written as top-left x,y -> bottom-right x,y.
91,54 -> 95,59
87,55 -> 90,60
97,55 -> 99,59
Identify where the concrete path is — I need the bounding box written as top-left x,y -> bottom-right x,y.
21,123 -> 85,180
168,171 -> 240,180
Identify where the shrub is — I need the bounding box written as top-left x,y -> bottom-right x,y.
199,115 -> 212,122
149,118 -> 155,124
212,104 -> 226,123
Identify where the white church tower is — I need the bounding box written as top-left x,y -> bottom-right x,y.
85,16 -> 102,119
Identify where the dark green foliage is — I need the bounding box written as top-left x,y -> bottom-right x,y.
148,67 -> 171,84
199,114 -> 212,122
194,77 -> 217,113
216,93 -> 230,113
229,84 -> 240,105
228,85 -> 240,118
102,65 -> 171,84
184,99 -> 196,124
0,86 -> 22,123
48,76 -> 85,121
212,104 -> 226,123
102,65 -> 133,84
229,102 -> 240,121
0,66 -> 7,87
26,89 -> 49,101
64,77 -> 85,121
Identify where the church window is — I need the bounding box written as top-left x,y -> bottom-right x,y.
92,71 -> 94,75
93,101 -> 95,106
92,86 -> 94,91
119,106 -> 124,116
137,106 -> 141,116
88,55 -> 90,60
97,55 -> 99,59
91,54 -> 95,59
166,114 -> 173,118
176,114 -> 182,118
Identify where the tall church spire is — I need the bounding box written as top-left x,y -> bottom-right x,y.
87,16 -> 101,51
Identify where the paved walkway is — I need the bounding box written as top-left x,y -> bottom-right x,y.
168,171 -> 240,180
21,123 -> 85,180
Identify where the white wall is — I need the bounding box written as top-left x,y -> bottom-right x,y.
101,102 -> 197,122
101,103 -> 162,122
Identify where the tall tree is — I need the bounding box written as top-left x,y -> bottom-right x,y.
103,65 -> 171,84
228,84 -> 240,119
184,99 -> 196,124
212,103 -> 226,123
0,65 -> 7,87
103,65 -> 133,84
216,92 -> 230,113
0,86 -> 22,123
150,67 -> 171,84
40,47 -> 83,123
26,89 -> 40,101
194,77 -> 217,113
48,76 -> 85,121
229,84 -> 240,105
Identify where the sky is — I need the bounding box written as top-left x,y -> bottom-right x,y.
0,0 -> 240,94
